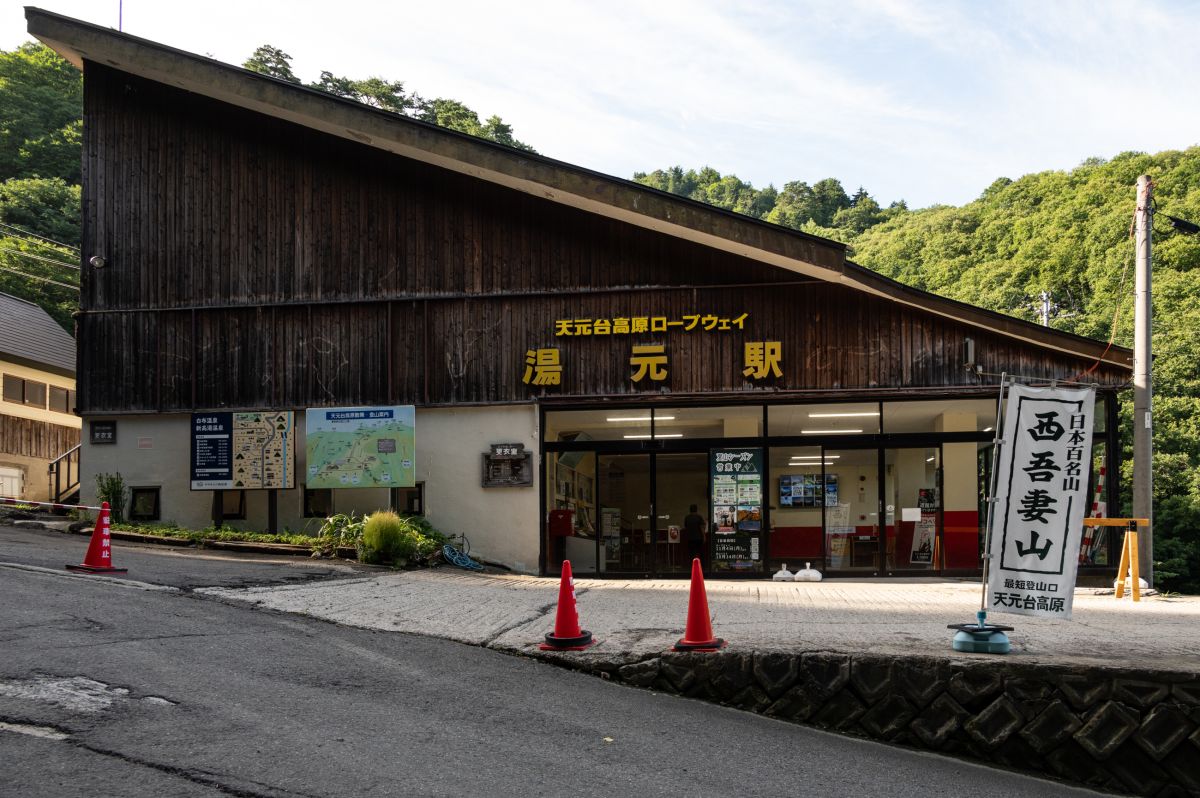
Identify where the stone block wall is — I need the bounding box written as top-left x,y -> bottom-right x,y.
586,652 -> 1200,795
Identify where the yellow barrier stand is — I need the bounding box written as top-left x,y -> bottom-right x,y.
1083,518 -> 1149,601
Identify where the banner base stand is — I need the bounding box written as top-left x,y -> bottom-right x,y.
948,611 -> 1013,655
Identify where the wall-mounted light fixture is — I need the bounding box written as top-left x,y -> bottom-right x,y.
89,255 -> 107,269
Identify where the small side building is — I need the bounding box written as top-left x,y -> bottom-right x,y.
0,292 -> 80,502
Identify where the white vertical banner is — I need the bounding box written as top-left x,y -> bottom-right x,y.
988,384 -> 1095,619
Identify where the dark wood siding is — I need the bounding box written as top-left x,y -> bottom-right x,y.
78,64 -> 1129,413
0,415 -> 80,459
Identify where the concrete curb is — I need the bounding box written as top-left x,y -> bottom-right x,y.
514,646 -> 1200,796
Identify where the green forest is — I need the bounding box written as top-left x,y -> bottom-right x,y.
2,42 -> 1197,590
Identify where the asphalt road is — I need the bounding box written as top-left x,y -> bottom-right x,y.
0,524 -> 1111,797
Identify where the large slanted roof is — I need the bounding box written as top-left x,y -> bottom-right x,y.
0,292 -> 75,376
28,7 -> 1131,371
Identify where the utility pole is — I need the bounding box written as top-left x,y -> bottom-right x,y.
1038,291 -> 1052,326
1133,175 -> 1154,584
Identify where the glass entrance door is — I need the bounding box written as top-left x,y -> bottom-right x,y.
822,446 -> 882,573
655,452 -> 709,575
884,446 -> 942,573
590,452 -> 708,576
596,453 -> 651,574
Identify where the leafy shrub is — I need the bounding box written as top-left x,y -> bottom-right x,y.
356,511 -> 449,565
312,512 -> 364,556
95,472 -> 127,523
360,510 -> 405,564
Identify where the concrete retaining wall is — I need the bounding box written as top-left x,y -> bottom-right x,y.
563,651 -> 1200,795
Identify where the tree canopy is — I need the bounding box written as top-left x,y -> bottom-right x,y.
242,44 -> 535,152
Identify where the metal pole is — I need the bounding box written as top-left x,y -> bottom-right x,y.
980,373 -> 1008,613
1133,175 -> 1154,586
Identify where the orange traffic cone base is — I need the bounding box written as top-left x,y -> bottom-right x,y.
539,630 -> 597,651
673,636 -> 725,652
66,563 -> 128,574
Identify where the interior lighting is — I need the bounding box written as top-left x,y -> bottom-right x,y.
623,433 -> 683,439
606,415 -> 674,422
790,455 -> 840,460
801,429 -> 863,434
983,426 -> 994,432
926,456 -> 936,462
807,411 -> 879,418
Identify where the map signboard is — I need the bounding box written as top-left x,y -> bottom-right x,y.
190,411 -> 295,490
305,406 -> 416,489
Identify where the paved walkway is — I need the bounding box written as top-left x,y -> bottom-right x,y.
200,570 -> 1200,673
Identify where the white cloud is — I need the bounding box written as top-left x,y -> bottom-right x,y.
4,0 -> 1198,206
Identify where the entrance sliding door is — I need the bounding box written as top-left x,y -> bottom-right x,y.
822,447 -> 882,572
884,446 -> 941,573
654,452 -> 709,575
597,453 -> 652,574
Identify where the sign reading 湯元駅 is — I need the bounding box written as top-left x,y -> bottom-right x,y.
525,312 -> 784,388
190,412 -> 295,490
987,384 -> 1095,619
305,406 -> 416,489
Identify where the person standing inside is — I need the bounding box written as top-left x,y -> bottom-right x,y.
683,504 -> 707,568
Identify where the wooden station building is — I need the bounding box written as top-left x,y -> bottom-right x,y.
30,9 -> 1131,577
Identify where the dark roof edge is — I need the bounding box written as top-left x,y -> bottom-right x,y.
25,7 -> 847,269
842,260 -> 1133,368
26,7 -> 1130,371
0,351 -> 75,379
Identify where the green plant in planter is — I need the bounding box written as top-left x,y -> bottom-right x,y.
95,472 -> 127,523
360,510 -> 405,565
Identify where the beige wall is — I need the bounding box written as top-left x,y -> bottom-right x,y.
79,405 -> 541,572
0,359 -> 79,428
1,358 -> 79,500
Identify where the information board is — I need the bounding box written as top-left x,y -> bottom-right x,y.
305,406 -> 416,489
190,411 -> 295,490
711,447 -> 763,568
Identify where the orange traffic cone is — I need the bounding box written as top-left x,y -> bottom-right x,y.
673,558 -> 725,651
66,502 -> 127,574
539,560 -> 597,651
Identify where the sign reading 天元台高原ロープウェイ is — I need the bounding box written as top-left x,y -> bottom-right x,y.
305,406 -> 415,489
987,384 -> 1095,620
711,447 -> 763,568
190,412 -> 295,490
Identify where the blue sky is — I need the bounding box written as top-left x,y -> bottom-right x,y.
5,0 -> 1199,207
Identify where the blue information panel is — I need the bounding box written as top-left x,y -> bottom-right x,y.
190,413 -> 233,489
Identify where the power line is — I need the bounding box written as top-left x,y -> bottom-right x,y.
0,221 -> 81,253
0,265 -> 79,291
0,245 -> 80,270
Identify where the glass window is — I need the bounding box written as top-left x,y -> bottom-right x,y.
769,446 -> 826,571
129,487 -> 161,522
390,483 -> 424,516
303,488 -> 332,518
769,402 -> 880,437
822,447 -> 879,571
545,409 -> 651,442
50,385 -> 70,414
23,379 -> 46,408
3,374 -> 22,404
546,451 -> 599,574
653,406 -> 762,439
221,490 -> 246,520
1093,394 -> 1107,434
883,398 -> 996,433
